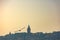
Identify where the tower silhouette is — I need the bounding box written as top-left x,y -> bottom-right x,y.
27,25 -> 31,33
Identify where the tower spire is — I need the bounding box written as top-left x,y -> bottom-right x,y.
27,25 -> 31,33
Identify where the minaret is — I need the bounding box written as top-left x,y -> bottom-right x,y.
27,25 -> 31,33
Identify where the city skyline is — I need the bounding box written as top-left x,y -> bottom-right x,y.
0,0 -> 60,35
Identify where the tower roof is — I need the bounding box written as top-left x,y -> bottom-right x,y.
27,24 -> 31,33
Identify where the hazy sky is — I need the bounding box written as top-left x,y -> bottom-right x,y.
0,0 -> 60,35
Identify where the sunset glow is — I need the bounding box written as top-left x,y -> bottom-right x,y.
0,0 -> 60,35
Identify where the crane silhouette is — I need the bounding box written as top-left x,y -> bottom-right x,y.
14,27 -> 25,33
18,27 -> 25,31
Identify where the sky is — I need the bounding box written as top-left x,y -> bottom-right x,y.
0,0 -> 60,35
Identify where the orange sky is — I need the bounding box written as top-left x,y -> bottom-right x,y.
0,0 -> 60,35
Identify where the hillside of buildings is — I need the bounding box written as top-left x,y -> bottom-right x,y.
0,25 -> 60,40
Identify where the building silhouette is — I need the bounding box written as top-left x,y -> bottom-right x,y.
27,25 -> 31,33
0,25 -> 60,40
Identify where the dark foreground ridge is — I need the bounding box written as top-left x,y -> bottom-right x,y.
0,25 -> 60,40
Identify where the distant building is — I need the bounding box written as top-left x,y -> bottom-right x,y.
0,25 -> 60,40
27,25 -> 31,33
